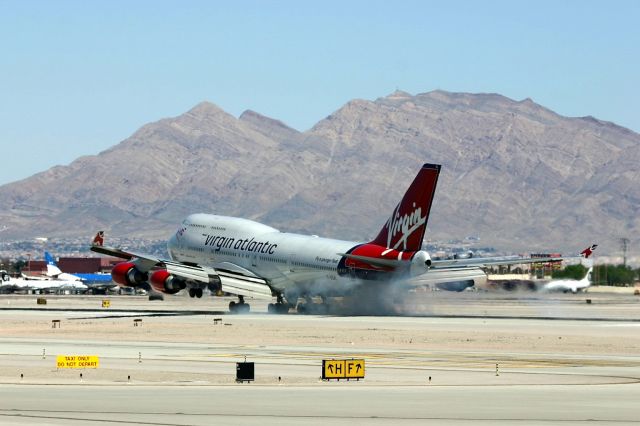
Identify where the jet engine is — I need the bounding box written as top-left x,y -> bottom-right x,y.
410,250 -> 432,277
149,270 -> 185,295
111,262 -> 148,287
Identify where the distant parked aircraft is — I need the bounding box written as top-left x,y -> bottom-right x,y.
45,252 -> 114,294
0,270 -> 86,293
542,266 -> 593,293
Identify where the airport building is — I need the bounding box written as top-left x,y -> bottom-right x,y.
23,257 -> 120,275
529,252 -> 563,278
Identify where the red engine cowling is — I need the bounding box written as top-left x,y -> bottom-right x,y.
149,270 -> 184,294
111,262 -> 148,287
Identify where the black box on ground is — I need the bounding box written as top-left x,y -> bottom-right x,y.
236,362 -> 254,383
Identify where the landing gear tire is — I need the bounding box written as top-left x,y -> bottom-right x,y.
296,300 -> 329,315
268,303 -> 290,314
195,288 -> 203,298
313,303 -> 328,315
229,301 -> 250,314
189,288 -> 196,298
277,304 -> 290,314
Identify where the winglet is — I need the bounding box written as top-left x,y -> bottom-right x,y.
89,231 -> 135,260
580,244 -> 598,259
92,231 -> 105,247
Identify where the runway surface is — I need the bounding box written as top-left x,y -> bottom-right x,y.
0,292 -> 639,425
1,384 -> 638,425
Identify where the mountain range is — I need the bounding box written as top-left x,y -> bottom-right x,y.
1,90 -> 638,255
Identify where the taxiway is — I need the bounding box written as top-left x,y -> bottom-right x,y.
0,292 -> 638,425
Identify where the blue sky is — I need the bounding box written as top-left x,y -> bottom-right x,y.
0,0 -> 638,185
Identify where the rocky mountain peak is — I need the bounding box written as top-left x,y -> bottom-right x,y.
0,91 -> 638,254
239,110 -> 298,132
186,101 -> 227,117
385,89 -> 413,99
237,110 -> 301,144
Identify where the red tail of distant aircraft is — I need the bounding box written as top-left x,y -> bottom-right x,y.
580,244 -> 598,258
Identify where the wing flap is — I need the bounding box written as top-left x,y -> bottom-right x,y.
213,262 -> 262,278
218,271 -> 272,300
164,262 -> 212,283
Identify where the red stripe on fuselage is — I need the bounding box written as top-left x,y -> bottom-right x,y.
344,243 -> 416,271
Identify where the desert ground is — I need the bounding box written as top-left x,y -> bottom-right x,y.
0,291 -> 639,425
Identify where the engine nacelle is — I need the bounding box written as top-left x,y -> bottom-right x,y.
149,270 -> 185,295
410,250 -> 432,277
111,262 -> 148,287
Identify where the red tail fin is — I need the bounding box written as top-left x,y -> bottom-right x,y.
369,163 -> 441,251
580,244 -> 598,258
92,231 -> 105,247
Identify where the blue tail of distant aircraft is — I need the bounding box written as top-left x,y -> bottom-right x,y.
44,251 -> 64,278
43,250 -> 113,289
44,252 -> 57,266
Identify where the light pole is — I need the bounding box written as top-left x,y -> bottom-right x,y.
620,238 -> 630,267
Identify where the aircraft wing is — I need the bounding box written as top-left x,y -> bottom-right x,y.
431,244 -> 597,269
90,244 -> 143,261
90,235 -> 273,300
431,255 -> 556,268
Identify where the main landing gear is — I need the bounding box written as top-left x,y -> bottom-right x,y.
267,294 -> 291,314
229,295 -> 250,314
188,288 -> 203,298
295,296 -> 329,315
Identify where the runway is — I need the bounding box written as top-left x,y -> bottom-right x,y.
1,384 -> 638,425
0,293 -> 639,425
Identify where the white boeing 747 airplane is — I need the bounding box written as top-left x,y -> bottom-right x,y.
91,163 -> 594,313
0,271 -> 87,293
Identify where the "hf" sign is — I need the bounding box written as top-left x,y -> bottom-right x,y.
322,359 -> 365,380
